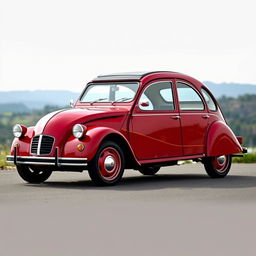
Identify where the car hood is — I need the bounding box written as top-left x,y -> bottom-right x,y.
34,107 -> 129,136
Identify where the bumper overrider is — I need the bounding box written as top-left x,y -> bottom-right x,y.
6,148 -> 87,167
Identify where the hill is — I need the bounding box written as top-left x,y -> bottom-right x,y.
0,90 -> 80,110
204,81 -> 256,98
0,82 -> 256,113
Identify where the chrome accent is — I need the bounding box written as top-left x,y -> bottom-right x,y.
13,124 -> 23,138
37,135 -> 43,155
31,135 -> 55,155
217,155 -> 226,165
104,156 -> 115,171
6,155 -> 87,167
172,115 -> 181,120
72,124 -> 84,139
70,99 -> 74,108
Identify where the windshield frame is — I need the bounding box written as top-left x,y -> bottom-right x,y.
78,81 -> 140,105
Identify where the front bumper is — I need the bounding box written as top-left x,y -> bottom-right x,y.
6,155 -> 87,167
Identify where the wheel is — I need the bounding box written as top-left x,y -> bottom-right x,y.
17,165 -> 52,183
88,141 -> 125,186
203,155 -> 232,178
138,166 -> 160,175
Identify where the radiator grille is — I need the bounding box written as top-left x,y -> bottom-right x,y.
31,135 -> 54,155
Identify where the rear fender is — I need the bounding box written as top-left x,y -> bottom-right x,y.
206,121 -> 242,156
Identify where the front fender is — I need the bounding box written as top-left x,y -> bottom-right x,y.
10,126 -> 35,156
206,121 -> 242,156
63,127 -> 139,163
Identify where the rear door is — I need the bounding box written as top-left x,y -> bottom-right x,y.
176,80 -> 209,155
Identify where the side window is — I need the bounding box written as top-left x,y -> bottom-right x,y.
139,81 -> 174,111
202,88 -> 217,111
177,82 -> 204,110
115,85 -> 136,100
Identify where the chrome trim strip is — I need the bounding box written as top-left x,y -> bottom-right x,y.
56,163 -> 88,166
6,155 -> 88,167
7,156 -> 87,161
18,161 -> 56,166
133,113 -> 179,116
37,135 -> 43,155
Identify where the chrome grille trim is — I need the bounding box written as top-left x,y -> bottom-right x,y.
30,135 -> 55,155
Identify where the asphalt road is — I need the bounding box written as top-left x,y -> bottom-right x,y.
1,163 -> 256,256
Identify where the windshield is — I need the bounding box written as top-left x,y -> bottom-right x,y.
80,82 -> 139,103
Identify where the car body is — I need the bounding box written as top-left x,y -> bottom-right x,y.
7,71 -> 246,185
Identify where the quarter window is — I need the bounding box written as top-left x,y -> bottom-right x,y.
177,82 -> 204,110
139,81 -> 174,111
202,88 -> 217,111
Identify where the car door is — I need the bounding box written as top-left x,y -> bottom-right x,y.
176,80 -> 209,156
130,80 -> 183,160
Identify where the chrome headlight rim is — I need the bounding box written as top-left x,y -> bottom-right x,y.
72,124 -> 85,139
13,124 -> 23,138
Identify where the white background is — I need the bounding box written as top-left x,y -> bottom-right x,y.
1,0 -> 255,91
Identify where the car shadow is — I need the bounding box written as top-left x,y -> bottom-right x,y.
27,172 -> 256,191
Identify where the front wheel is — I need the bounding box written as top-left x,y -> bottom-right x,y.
88,141 -> 125,186
17,165 -> 52,183
203,155 -> 232,178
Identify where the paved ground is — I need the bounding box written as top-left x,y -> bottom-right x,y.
0,163 -> 256,256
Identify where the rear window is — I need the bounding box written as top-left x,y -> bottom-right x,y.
177,82 -> 204,110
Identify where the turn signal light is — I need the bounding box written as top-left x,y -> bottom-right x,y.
77,143 -> 85,152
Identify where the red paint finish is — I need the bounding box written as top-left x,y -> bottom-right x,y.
206,121 -> 242,156
9,71 -> 244,170
130,111 -> 182,160
179,113 -> 209,155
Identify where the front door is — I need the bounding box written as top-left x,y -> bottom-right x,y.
130,80 -> 183,160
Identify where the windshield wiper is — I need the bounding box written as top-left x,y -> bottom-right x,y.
90,98 -> 108,105
111,97 -> 132,105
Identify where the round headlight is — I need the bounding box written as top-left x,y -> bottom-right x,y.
72,124 -> 86,139
13,124 -> 24,138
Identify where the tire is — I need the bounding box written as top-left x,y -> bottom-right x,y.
88,141 -> 125,186
17,165 -> 52,183
138,166 -> 160,175
203,155 -> 232,178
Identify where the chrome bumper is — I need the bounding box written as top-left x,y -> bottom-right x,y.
6,155 -> 87,167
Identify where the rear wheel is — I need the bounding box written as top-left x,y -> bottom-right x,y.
88,141 -> 125,186
138,166 -> 160,175
203,155 -> 232,178
17,165 -> 52,183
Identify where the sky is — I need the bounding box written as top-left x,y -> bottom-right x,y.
1,0 -> 256,92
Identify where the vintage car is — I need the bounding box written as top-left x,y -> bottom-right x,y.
7,71 -> 247,185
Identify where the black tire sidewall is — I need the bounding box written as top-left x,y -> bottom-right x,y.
88,141 -> 125,185
204,155 -> 232,178
139,166 -> 160,175
17,165 -> 52,183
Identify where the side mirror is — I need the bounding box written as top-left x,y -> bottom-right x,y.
139,101 -> 149,107
70,99 -> 75,108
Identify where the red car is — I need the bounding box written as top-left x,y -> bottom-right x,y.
7,71 -> 246,185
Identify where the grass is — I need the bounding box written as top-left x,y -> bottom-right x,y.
232,153 -> 256,163
0,145 -> 13,168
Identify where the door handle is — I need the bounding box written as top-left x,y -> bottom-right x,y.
171,115 -> 181,120
202,115 -> 209,119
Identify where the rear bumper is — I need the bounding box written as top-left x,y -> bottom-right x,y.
6,155 -> 87,167
242,147 -> 248,153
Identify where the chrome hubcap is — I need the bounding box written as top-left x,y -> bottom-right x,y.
104,156 -> 115,171
217,155 -> 226,165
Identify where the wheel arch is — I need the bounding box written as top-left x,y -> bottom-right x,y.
206,120 -> 243,157
85,127 -> 140,168
101,133 -> 140,169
